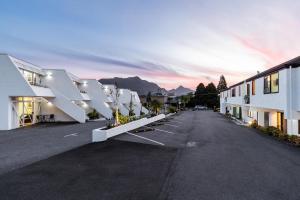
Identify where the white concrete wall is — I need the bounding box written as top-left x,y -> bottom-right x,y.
81,80 -> 113,119
249,70 -> 287,112
43,69 -> 83,101
45,89 -> 86,123
40,100 -> 75,122
0,55 -> 38,130
220,67 -> 300,135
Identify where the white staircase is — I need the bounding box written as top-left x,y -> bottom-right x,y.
88,101 -> 113,119
47,89 -> 86,123
118,103 -> 129,116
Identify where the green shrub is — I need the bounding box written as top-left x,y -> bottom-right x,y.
249,120 -> 258,129
119,115 -> 130,125
278,133 -> 289,141
288,135 -> 300,146
266,126 -> 282,137
168,106 -> 177,113
87,109 -> 99,120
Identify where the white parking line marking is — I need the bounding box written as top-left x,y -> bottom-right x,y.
126,132 -> 165,146
144,126 -> 175,134
64,133 -> 79,137
164,123 -> 179,128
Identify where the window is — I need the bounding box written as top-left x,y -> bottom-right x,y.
264,112 -> 269,127
232,88 -> 236,97
252,80 -> 256,95
23,70 -> 34,84
248,110 -> 252,118
239,85 -> 241,96
264,72 -> 279,94
271,73 -> 279,93
247,84 -> 250,96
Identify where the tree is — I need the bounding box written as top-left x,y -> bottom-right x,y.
146,92 -> 152,108
128,93 -> 135,116
194,83 -> 207,106
150,99 -> 162,115
111,83 -> 121,125
180,95 -> 189,108
217,75 -> 228,93
206,82 -> 218,108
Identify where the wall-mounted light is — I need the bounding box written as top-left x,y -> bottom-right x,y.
83,81 -> 88,87
82,102 -> 88,108
46,72 -> 52,79
47,101 -> 53,106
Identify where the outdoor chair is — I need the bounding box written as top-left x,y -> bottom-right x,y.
49,114 -> 55,123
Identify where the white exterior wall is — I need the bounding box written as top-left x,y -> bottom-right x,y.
40,101 -> 75,122
220,67 -> 300,135
0,55 -> 40,130
43,69 -> 83,101
81,80 -> 113,119
249,70 -> 287,112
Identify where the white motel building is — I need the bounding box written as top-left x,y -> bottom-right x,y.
220,56 -> 300,136
0,54 -> 148,130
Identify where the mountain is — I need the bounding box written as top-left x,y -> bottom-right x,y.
99,76 -> 168,95
168,86 -> 194,96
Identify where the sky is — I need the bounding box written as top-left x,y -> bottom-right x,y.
1,0 -> 300,90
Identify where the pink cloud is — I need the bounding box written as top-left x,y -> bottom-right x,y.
233,34 -> 288,67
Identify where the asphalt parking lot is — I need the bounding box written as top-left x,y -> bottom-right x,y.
0,120 -> 107,175
1,111 -> 300,200
115,114 -> 188,148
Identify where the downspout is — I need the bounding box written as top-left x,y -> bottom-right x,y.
289,66 -> 292,120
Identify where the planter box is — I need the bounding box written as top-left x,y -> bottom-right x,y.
92,114 -> 166,142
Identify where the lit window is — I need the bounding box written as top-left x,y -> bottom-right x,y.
271,73 -> 279,93
252,80 -> 256,95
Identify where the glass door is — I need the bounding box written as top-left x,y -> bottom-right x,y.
16,97 -> 34,127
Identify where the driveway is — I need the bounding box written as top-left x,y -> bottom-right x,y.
0,120 -> 107,175
0,111 -> 300,200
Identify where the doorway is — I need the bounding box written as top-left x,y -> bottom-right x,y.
264,112 -> 269,127
277,112 -> 287,133
12,97 -> 41,127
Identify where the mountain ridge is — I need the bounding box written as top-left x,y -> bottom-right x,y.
99,76 -> 193,96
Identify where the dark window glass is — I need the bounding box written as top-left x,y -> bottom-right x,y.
264,76 -> 271,94
264,72 -> 279,94
232,88 -> 236,97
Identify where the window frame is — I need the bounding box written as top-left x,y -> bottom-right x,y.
252,80 -> 256,95
264,72 -> 279,94
232,88 -> 236,97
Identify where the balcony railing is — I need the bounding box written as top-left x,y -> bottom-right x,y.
29,82 -> 48,88
244,95 -> 250,104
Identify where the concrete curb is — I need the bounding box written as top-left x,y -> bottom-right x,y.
92,114 -> 166,142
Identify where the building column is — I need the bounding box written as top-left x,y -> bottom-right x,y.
287,119 -> 299,135
0,96 -> 12,130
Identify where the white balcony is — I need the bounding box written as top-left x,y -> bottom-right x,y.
81,93 -> 91,101
31,85 -> 55,97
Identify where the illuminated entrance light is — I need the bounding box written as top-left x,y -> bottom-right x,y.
46,72 -> 52,79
